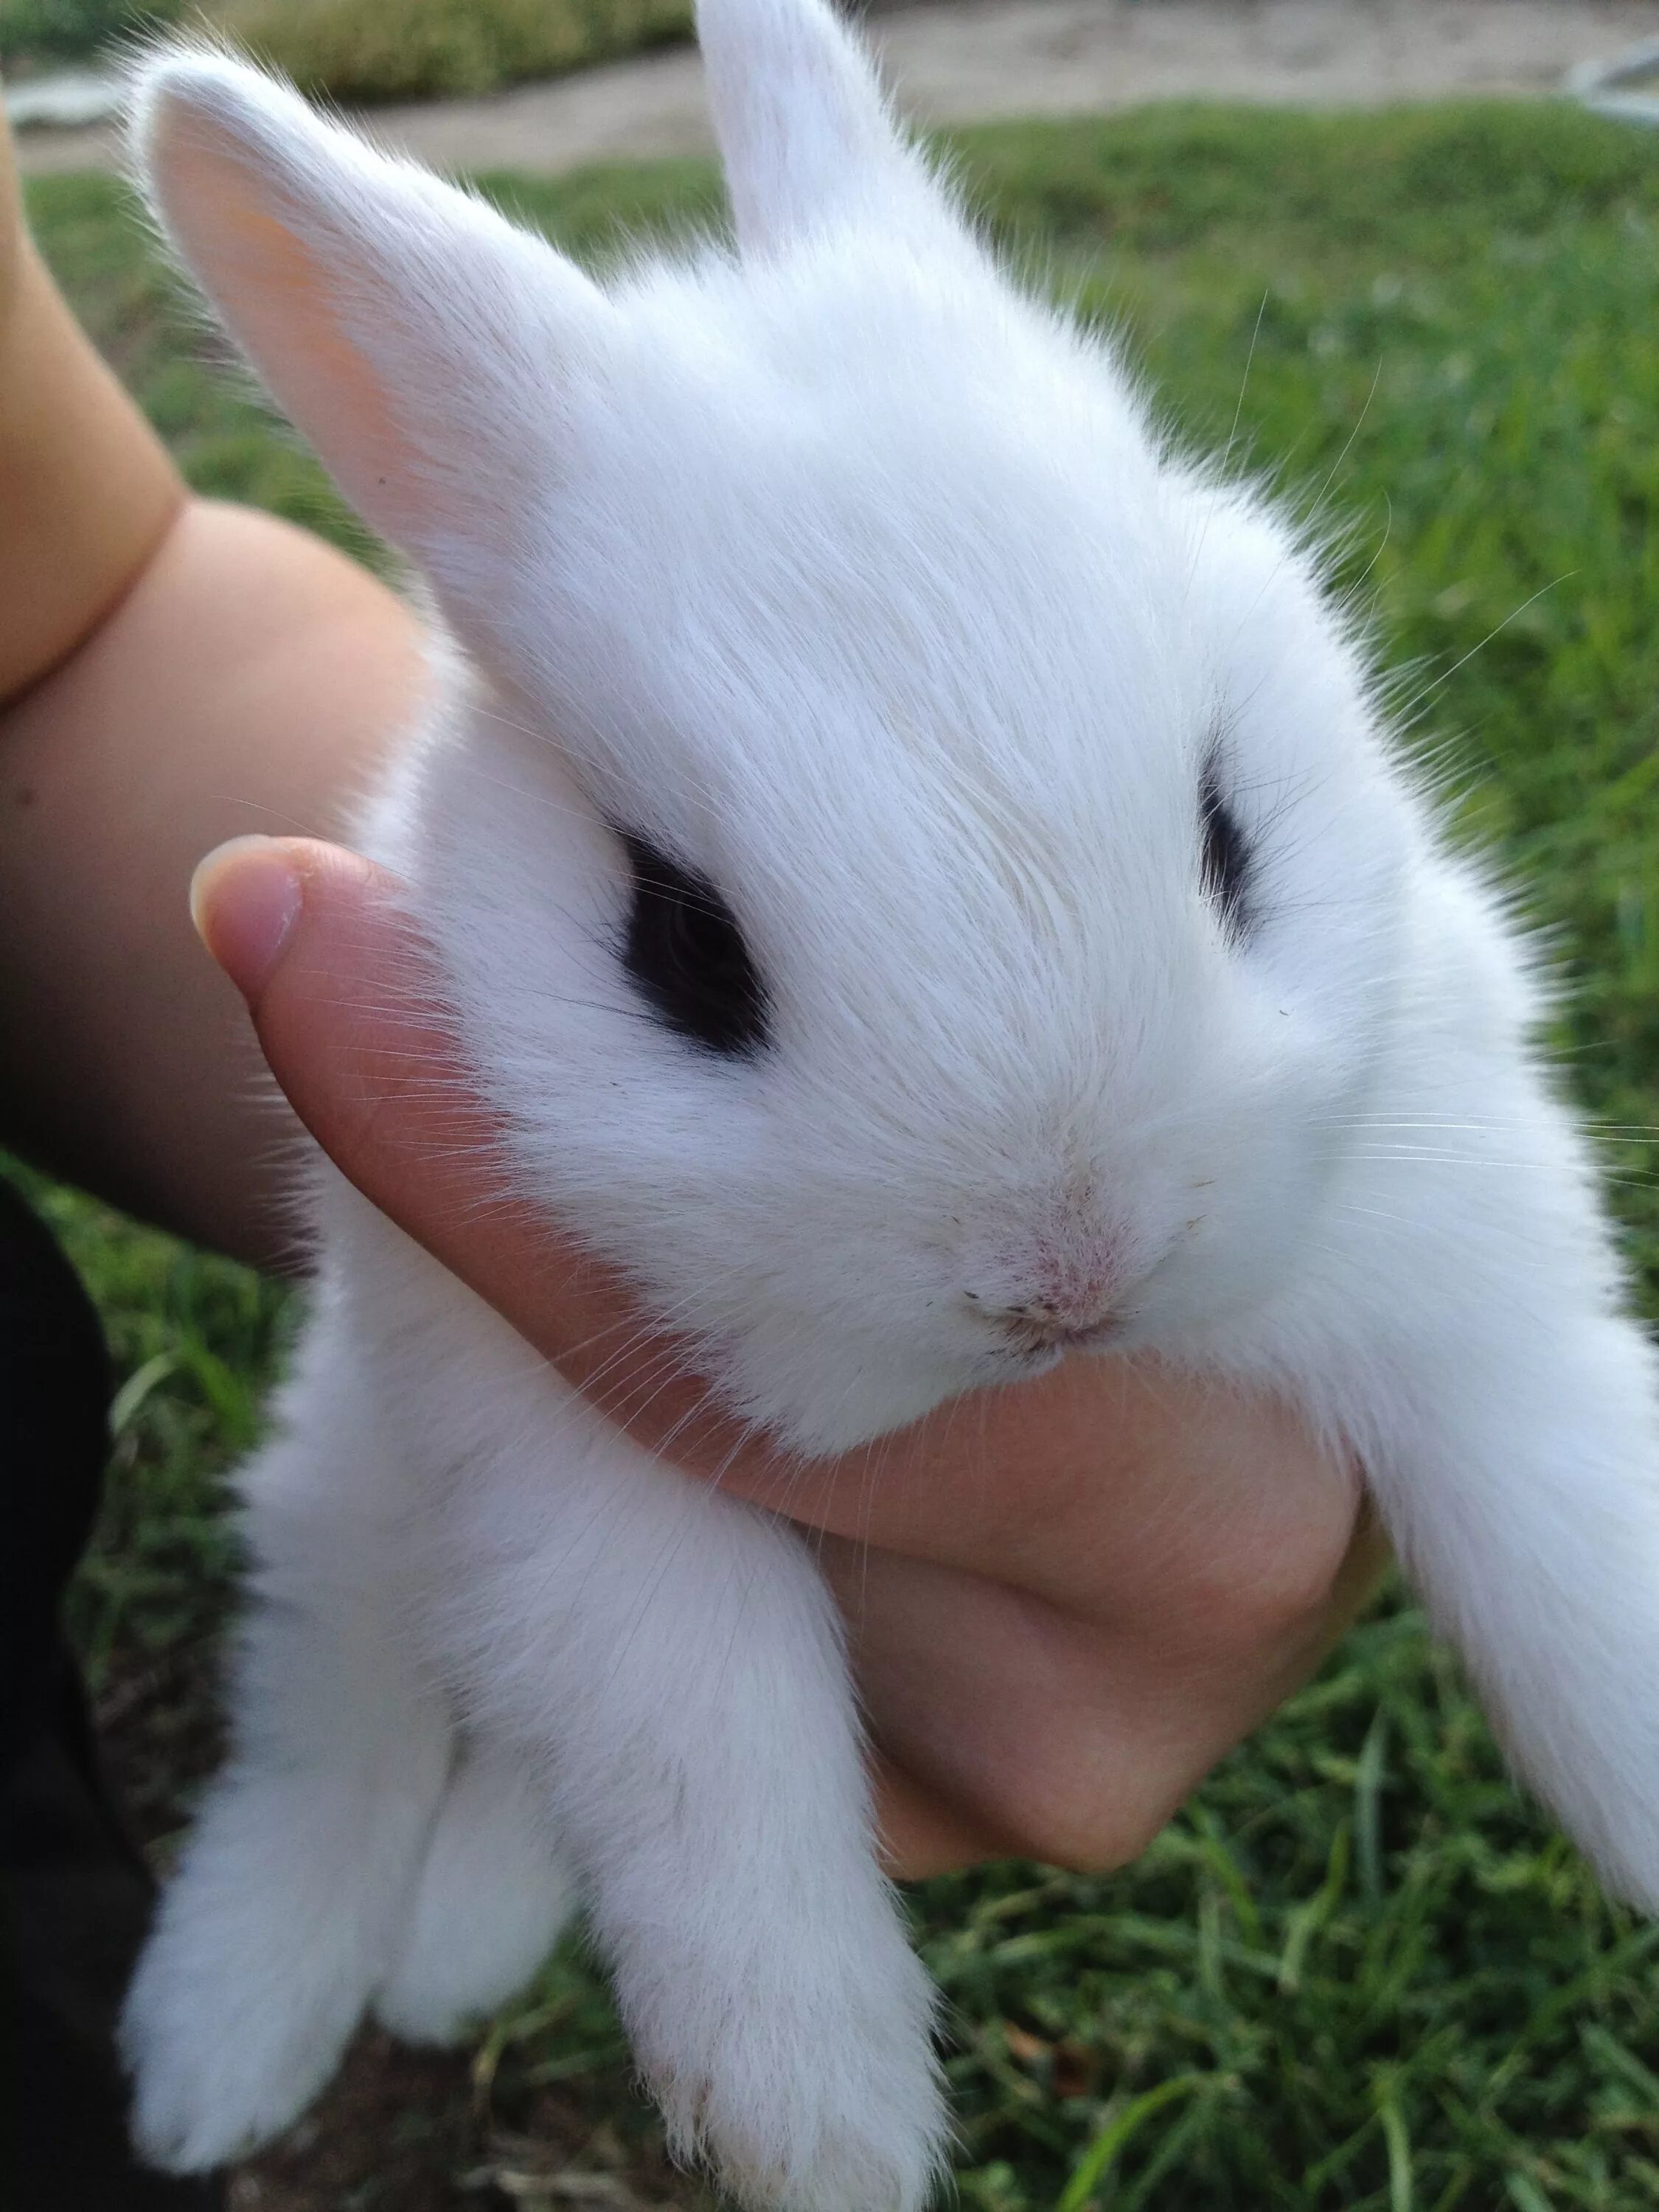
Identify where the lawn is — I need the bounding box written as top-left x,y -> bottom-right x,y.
20,99 -> 1659,2211
0,0 -> 692,100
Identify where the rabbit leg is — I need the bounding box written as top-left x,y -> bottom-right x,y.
374,1734 -> 577,2042
450,1388 -> 948,2212
121,1352 -> 453,2172
1362,1298 -> 1659,1908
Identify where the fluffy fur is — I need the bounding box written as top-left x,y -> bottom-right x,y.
120,4 -> 1659,2206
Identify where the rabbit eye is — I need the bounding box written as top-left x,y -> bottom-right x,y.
1199,762 -> 1252,939
618,831 -> 769,1056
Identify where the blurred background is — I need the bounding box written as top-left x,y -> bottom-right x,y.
9,3 -> 1659,2208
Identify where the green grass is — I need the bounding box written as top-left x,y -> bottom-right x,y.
20,100 -> 1659,2210
0,0 -> 691,98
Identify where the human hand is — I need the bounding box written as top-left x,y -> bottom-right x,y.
188,832 -> 1388,1878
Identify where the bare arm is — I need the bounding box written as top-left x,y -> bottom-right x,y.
0,113 -> 181,702
0,84 -> 425,1253
0,497 -> 424,1255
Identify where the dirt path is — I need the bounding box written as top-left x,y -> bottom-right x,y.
18,0 -> 1659,177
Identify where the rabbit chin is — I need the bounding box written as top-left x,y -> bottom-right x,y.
709,1303 -> 1189,1456
709,1328 -> 991,1457
689,1237 -> 1270,1457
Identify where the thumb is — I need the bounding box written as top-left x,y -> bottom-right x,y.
190,832 -> 480,1192
187,831 -> 758,1474
187,831 -> 1040,1879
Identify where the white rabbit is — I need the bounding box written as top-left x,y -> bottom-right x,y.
119,4 -> 1659,2207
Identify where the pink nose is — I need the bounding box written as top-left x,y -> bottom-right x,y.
1024,1240 -> 1120,1330
970,1239 -> 1124,1350
992,1295 -> 1119,1351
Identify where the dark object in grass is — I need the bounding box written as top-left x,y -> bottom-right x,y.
0,1174 -> 223,2211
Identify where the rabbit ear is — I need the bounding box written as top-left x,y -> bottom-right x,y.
131,49 -> 611,627
698,0 -> 953,255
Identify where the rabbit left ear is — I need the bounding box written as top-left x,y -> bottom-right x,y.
131,48 -> 613,635
697,0 -> 959,257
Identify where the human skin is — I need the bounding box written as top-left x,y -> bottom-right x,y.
0,101 -> 424,1251
181,829 -> 1385,1879
0,98 -> 1385,1878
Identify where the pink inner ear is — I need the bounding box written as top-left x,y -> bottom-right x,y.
233,203 -> 397,442
143,62 -> 613,637
152,116 -> 417,535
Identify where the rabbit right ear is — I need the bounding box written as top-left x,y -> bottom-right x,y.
131,48 -> 612,644
698,0 -> 961,257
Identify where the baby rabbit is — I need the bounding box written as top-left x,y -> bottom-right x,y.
122,4 -> 1659,2208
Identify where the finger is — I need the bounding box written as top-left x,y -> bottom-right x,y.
189,832 -> 765,1458
179,833 -> 1083,1528
828,1501 -> 1391,1877
194,835 -> 1388,1880
190,835 -> 1364,1601
870,1755 -> 1012,1881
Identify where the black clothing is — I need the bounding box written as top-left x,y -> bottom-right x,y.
1,1177 -> 223,2211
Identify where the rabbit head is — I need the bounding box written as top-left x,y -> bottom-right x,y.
135,0 -> 1423,1451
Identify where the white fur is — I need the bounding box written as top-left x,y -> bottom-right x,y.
120,4 -> 1659,2205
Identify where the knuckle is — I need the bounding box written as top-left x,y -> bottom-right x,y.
1235,1551 -> 1343,1643
984,1735 -> 1182,1877
1172,1535 -> 1349,1664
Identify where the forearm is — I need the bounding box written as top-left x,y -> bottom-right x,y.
0,497 -> 425,1262
0,112 -> 182,702
0,93 -> 425,1258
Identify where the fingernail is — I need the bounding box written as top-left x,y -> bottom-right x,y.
189,835 -> 304,1004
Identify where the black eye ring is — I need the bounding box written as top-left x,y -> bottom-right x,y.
1199,759 -> 1253,941
617,830 -> 769,1057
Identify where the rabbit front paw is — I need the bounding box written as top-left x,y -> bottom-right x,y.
119,1760 -> 411,2171
120,1878 -> 365,2171
374,1743 -> 577,2043
627,1912 -> 948,2212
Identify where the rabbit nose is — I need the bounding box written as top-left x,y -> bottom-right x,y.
963,1213 -> 1127,1349
965,1239 -> 1125,1349
987,1295 -> 1122,1352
